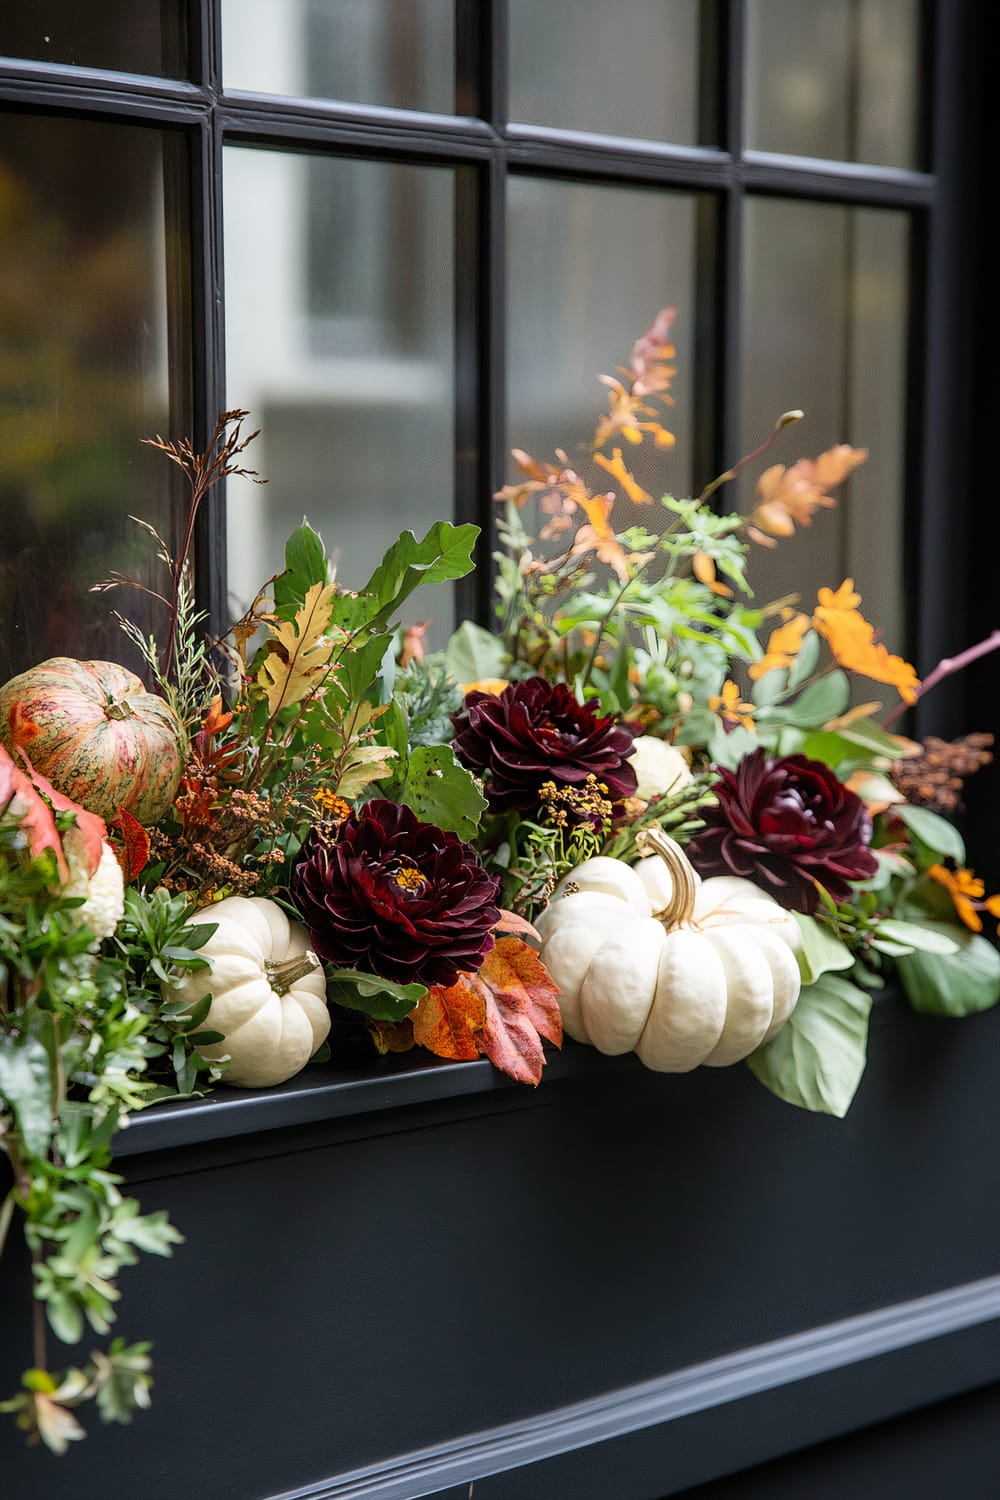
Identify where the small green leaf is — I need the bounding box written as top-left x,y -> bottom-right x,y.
873,919 -> 960,956
778,669 -> 850,727
0,1035 -> 54,1157
791,912 -> 855,983
896,925 -> 1000,1016
747,973 -> 872,1118
444,620 -> 508,685
326,969 -> 426,1022
273,522 -> 330,616
894,804 -> 966,864
46,1297 -> 85,1346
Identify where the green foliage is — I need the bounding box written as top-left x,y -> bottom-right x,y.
747,973 -> 872,1118
325,969 -> 427,1022
895,927 -> 1000,1016
0,868 -> 216,1447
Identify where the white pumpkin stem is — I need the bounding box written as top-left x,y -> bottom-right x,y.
266,951 -> 322,994
634,827 -> 699,931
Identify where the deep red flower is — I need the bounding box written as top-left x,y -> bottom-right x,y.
686,747 -> 878,913
291,799 -> 501,988
451,676 -> 637,816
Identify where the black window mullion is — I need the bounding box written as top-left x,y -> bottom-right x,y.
193,0 -> 229,640
912,0 -> 979,738
716,0 -> 746,494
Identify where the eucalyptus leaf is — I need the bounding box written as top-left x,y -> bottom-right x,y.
895,925 -> 1000,1016
778,669 -> 850,727
872,919 -> 959,956
327,970 -> 426,1022
894,804 -> 966,864
791,912 -> 855,983
747,973 -> 871,1118
787,629 -> 821,689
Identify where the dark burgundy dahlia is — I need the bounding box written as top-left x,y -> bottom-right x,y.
687,748 -> 878,913
450,676 -> 637,816
291,799 -> 501,988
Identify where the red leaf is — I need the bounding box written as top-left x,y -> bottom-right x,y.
110,808 -> 151,883
493,909 -> 542,941
471,938 -> 562,1087
0,745 -> 106,881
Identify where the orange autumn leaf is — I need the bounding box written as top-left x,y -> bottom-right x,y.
592,446 -> 654,505
749,611 -> 811,680
417,938 -> 562,1085
747,444 -> 868,540
474,937 -> 562,1086
202,693 -> 234,739
813,579 -> 920,704
409,978 -> 487,1061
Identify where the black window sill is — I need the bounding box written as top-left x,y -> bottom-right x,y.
114,988 -> 913,1158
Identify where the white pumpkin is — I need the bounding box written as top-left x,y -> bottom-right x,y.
165,896 -> 330,1088
536,828 -> 801,1072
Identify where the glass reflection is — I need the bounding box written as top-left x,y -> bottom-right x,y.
509,0 -> 706,144
222,0 -> 455,113
224,148 -> 455,642
0,2 -> 186,78
741,197 -> 909,660
745,0 -> 920,167
0,114 -> 189,680
507,176 -> 702,534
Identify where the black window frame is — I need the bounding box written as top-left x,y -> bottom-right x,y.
0,0 -> 984,745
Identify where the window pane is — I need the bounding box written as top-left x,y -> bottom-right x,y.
745,0 -> 920,167
0,113 -> 190,681
741,198 -> 909,660
509,0 -> 706,145
0,2 -> 186,78
507,176 -> 702,524
224,148 -> 456,642
222,0 -> 455,113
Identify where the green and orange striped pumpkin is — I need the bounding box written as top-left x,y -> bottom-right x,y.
0,658 -> 184,825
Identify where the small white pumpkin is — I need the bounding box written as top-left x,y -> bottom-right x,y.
166,896 -> 330,1088
536,828 -> 801,1072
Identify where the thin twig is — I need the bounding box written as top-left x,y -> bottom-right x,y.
698,410 -> 803,505
882,629 -> 1000,728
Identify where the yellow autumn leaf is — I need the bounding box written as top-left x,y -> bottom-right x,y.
257,580 -> 337,717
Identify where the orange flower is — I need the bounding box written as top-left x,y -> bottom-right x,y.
461,678 -> 508,697
927,864 -> 1000,933
746,444 -> 868,540
708,680 -> 756,731
592,446 -> 654,505
813,579 -> 920,704
692,552 -> 734,598
749,611 -> 811,681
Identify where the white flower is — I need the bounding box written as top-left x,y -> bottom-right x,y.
63,831 -> 125,942
628,736 -> 693,803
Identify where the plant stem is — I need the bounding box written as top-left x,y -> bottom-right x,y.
882,630 -> 1000,728
698,410 -> 803,505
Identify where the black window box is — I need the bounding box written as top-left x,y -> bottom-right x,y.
3,992 -> 999,1500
